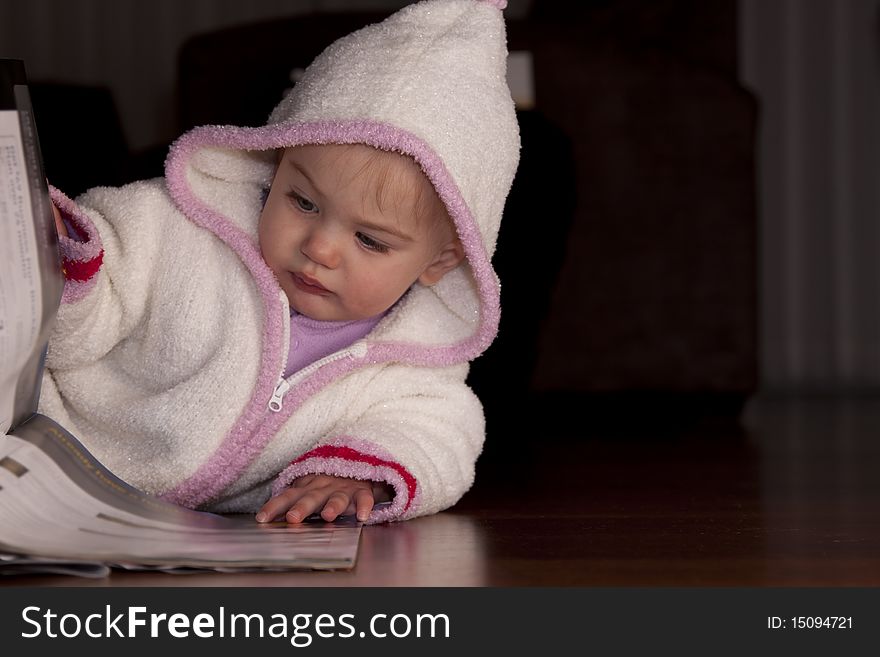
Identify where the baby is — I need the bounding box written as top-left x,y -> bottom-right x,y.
43,0 -> 519,524
255,143 -> 465,522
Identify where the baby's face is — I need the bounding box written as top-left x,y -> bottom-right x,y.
259,144 -> 461,321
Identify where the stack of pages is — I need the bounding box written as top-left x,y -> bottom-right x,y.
0,59 -> 360,576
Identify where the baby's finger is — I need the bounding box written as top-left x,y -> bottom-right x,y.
319,491 -> 352,522
353,488 -> 375,522
285,490 -> 332,523
255,491 -> 296,522
255,488 -> 302,522
50,202 -> 68,238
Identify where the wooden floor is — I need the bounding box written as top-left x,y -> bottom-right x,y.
4,394 -> 879,586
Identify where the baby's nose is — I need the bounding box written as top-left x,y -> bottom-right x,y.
301,230 -> 341,269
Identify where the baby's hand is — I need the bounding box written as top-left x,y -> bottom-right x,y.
51,200 -> 68,238
255,474 -> 392,524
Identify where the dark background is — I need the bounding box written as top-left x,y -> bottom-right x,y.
3,0 -> 843,460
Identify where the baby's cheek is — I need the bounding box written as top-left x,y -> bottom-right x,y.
344,277 -> 394,316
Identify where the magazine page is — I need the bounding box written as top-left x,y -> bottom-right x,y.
0,107 -> 42,434
1,414 -> 361,571
0,59 -> 63,434
0,60 -> 361,575
0,553 -> 111,578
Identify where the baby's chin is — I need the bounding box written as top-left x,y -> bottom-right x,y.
284,284 -> 391,321
287,295 -> 359,322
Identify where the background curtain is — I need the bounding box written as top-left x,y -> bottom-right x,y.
740,0 -> 880,392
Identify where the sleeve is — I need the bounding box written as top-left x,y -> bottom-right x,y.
52,188 -> 105,287
271,363 -> 485,524
46,183 -> 169,371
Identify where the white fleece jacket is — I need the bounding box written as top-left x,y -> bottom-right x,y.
38,0 -> 519,523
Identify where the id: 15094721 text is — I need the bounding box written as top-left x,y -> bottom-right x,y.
767,616 -> 852,630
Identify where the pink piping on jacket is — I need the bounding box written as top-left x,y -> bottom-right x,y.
158,120 -> 500,513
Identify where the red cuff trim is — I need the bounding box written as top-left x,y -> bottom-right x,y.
292,446 -> 418,512
62,251 -> 104,282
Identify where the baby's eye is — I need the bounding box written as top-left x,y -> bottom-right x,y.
356,232 -> 389,254
286,190 -> 318,213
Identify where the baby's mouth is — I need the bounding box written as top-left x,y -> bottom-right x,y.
291,272 -> 331,296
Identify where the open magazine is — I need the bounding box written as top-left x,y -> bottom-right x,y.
0,59 -> 361,576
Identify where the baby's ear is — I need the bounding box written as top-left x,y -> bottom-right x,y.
418,239 -> 465,286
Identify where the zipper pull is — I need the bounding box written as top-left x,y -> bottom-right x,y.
268,378 -> 290,413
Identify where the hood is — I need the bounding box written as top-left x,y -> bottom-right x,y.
163,0 -> 520,369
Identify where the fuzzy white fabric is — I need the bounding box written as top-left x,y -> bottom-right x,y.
268,0 -> 520,255
39,0 -> 519,523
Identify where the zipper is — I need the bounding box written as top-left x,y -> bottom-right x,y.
268,379 -> 290,413
267,341 -> 369,413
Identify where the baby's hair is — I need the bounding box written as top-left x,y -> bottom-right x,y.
349,146 -> 451,238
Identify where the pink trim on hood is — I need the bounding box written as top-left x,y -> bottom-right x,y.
164,119 -> 500,364
160,120 -> 499,508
